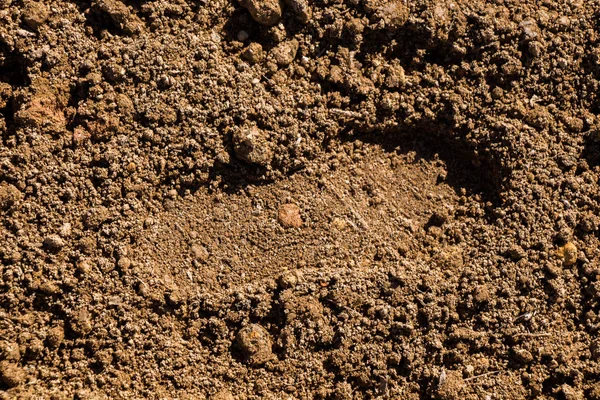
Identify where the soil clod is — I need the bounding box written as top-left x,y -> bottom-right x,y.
233,126 -> 273,167
0,361 -> 26,388
236,324 -> 273,366
239,0 -> 282,26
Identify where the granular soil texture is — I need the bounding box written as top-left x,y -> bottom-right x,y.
1,0 -> 600,398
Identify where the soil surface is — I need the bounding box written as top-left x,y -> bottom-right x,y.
1,0 -> 600,398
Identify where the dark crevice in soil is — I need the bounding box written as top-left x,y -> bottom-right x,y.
0,47 -> 26,146
65,79 -> 91,134
1,103 -> 16,145
0,47 -> 28,88
583,133 -> 600,168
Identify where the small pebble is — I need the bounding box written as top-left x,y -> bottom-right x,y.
236,324 -> 273,365
191,244 -> 209,261
83,206 -> 110,229
126,162 -> 136,173
277,203 -> 303,228
39,281 -> 61,295
117,257 -> 132,270
331,217 -> 347,230
0,341 -> 20,361
77,259 -> 93,275
0,183 -> 23,210
512,348 -> 534,364
491,87 -> 504,99
520,19 -> 540,41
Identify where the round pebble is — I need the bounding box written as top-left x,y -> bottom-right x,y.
277,203 -> 302,228
271,39 -> 299,67
117,257 -> 132,270
242,42 -> 265,65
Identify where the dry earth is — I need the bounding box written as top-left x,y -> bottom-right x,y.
1,0 -> 600,398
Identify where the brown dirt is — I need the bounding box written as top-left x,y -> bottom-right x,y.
1,0 -> 600,398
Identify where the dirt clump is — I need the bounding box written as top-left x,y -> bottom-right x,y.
236,324 -> 274,366
435,369 -> 465,400
21,1 -> 48,30
239,0 -> 282,26
283,0 -> 311,24
271,39 -> 299,66
232,125 -> 273,167
0,183 -> 22,210
69,310 -> 93,337
92,0 -> 143,35
210,389 -> 235,400
558,242 -> 578,266
46,326 -> 65,349
0,362 -> 25,388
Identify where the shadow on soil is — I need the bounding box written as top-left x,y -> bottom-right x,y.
201,120 -> 505,209
583,133 -> 600,169
338,123 -> 504,207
